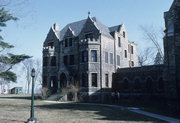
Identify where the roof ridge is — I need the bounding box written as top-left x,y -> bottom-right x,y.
67,18 -> 86,25
67,16 -> 96,26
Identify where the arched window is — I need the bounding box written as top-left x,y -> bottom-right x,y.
123,79 -> 129,90
134,78 -> 141,90
158,77 -> 164,90
146,77 -> 153,93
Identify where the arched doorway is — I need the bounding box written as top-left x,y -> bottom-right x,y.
60,73 -> 67,89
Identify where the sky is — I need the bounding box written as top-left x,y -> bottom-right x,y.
1,0 -> 173,91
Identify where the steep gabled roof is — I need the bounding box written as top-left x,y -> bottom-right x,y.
60,19 -> 86,40
59,17 -> 114,40
92,17 -> 113,39
109,25 -> 122,32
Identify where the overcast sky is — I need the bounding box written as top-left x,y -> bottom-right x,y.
2,0 -> 173,90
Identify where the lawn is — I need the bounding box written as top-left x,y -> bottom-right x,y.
0,95 -> 166,123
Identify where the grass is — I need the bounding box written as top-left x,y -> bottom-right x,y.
0,94 -> 167,123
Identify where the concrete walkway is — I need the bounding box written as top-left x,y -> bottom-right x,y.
45,101 -> 180,123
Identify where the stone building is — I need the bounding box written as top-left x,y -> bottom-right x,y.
42,0 -> 180,111
42,15 -> 139,100
113,0 -> 180,112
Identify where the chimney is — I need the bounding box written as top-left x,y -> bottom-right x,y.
53,23 -> 60,31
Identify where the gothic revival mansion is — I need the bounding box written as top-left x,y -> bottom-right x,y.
43,0 -> 180,113
42,16 -> 138,99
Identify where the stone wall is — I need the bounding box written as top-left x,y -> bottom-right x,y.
112,65 -> 164,97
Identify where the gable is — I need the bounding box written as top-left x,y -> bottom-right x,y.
63,27 -> 74,38
60,19 -> 86,40
59,17 -> 114,41
45,27 -> 59,43
80,17 -> 99,34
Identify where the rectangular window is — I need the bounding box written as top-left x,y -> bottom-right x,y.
85,33 -> 93,41
105,74 -> 109,87
105,52 -> 108,63
63,55 -> 68,65
69,38 -> 72,46
91,50 -> 97,62
110,53 -> 113,64
69,55 -> 74,65
43,57 -> 48,66
82,51 -> 88,62
131,46 -> 134,54
65,39 -> 68,47
92,73 -> 97,87
117,55 -> 120,66
131,61 -> 134,66
125,50 -> 127,58
51,56 -> 56,66
118,37 -> 121,47
123,31 -> 126,38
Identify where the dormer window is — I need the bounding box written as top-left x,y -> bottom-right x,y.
64,38 -> 73,47
85,33 -> 93,41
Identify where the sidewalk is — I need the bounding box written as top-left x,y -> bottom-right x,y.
45,101 -> 180,123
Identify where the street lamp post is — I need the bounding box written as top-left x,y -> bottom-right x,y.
27,68 -> 37,123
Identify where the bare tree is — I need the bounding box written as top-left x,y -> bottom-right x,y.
140,25 -> 164,65
34,59 -> 42,93
22,59 -> 33,94
138,47 -> 155,66
22,58 -> 42,94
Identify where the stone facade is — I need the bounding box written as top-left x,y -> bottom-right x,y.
163,0 -> 180,112
42,16 -> 139,101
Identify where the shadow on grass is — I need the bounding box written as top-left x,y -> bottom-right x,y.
36,103 -> 166,122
